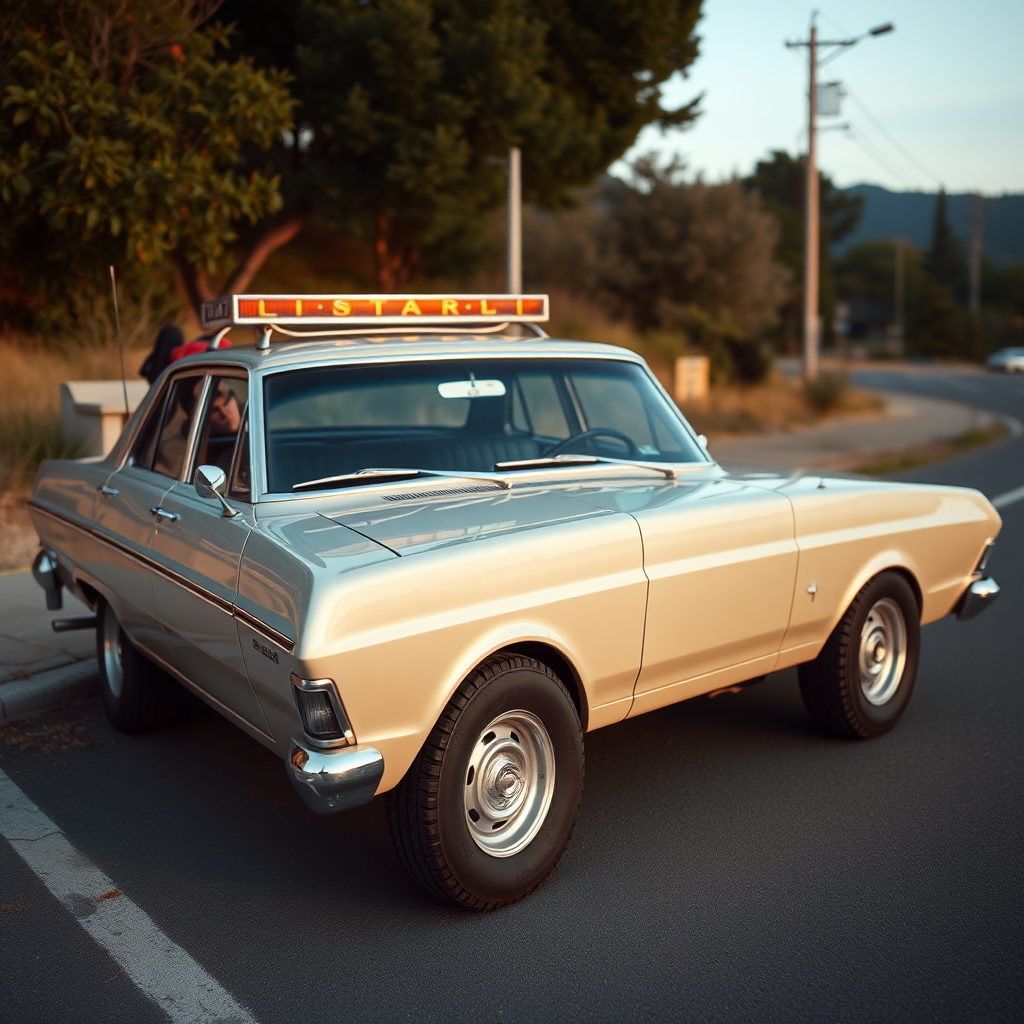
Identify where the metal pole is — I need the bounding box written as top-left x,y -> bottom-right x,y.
507,146 -> 522,294
803,20 -> 819,382
894,237 -> 905,354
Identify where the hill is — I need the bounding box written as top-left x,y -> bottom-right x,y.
835,185 -> 1024,265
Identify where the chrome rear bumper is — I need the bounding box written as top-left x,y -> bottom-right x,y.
287,741 -> 384,815
956,577 -> 1000,621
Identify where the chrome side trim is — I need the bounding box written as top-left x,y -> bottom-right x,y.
956,577 -> 1000,621
30,502 -> 295,653
287,741 -> 384,815
233,605 -> 295,653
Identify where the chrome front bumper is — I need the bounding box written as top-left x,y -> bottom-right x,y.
287,741 -> 385,815
956,577 -> 1000,621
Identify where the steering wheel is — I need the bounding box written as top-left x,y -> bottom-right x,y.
542,427 -> 640,460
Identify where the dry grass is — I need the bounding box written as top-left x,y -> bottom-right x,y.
680,370 -> 885,438
0,338 -> 150,491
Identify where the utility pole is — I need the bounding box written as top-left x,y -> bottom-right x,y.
803,20 -> 820,381
969,193 -> 983,324
787,17 -> 894,382
894,236 -> 905,355
507,146 -> 522,294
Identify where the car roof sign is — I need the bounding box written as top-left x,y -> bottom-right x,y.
200,294 -> 549,330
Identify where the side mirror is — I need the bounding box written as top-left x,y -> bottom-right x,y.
697,434 -> 709,450
194,464 -> 237,518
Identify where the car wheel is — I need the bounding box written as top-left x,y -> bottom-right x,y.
386,654 -> 584,910
798,571 -> 920,739
96,599 -> 186,732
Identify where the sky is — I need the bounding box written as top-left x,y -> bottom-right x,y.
616,0 -> 1024,195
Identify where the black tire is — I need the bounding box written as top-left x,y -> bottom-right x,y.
96,599 -> 186,732
799,571 -> 920,739
386,654 -> 584,910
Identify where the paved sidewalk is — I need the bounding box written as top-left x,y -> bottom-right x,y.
710,391 -> 998,470
0,569 -> 94,684
0,568 -> 98,724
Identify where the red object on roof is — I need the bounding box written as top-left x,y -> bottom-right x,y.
168,338 -> 231,364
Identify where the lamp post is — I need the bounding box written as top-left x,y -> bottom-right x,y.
787,18 -> 894,381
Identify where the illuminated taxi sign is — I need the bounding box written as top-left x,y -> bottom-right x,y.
200,294 -> 549,329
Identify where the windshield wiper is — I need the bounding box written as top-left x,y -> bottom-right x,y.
293,468 -> 423,492
292,466 -> 514,493
494,454 -> 678,480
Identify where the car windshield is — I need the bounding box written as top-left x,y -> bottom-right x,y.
263,357 -> 705,493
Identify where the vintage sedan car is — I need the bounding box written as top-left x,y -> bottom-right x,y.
29,293 -> 1002,910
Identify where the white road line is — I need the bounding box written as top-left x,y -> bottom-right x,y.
0,768 -> 257,1024
992,484 -> 1024,510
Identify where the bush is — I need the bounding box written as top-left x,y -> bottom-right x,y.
803,370 -> 849,413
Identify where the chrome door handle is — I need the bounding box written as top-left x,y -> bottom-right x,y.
99,485 -> 119,496
149,506 -> 180,523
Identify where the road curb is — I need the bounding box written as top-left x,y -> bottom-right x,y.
0,659 -> 99,727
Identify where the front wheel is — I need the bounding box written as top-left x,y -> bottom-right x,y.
96,599 -> 186,733
386,655 -> 584,910
799,571 -> 920,739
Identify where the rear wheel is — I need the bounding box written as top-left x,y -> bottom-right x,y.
386,654 -> 584,910
799,571 -> 920,739
96,599 -> 185,732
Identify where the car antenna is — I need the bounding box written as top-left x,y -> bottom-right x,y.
109,265 -> 130,417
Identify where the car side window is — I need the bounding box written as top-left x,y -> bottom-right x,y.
151,373 -> 205,480
193,376 -> 248,478
130,385 -> 169,471
517,373 -> 570,439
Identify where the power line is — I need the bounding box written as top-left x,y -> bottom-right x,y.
842,124 -> 917,190
841,84 -> 944,188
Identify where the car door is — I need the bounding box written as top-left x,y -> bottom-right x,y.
92,371 -> 204,657
627,477 -> 800,715
147,373 -> 271,736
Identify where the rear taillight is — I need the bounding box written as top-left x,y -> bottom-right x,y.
291,675 -> 354,746
975,540 -> 995,577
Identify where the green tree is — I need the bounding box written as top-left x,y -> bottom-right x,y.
598,157 -> 790,382
913,188 -> 968,357
219,0 -> 704,290
744,150 -> 862,350
913,279 -> 965,358
0,0 -> 295,327
834,239 -> 925,327
925,188 -> 965,293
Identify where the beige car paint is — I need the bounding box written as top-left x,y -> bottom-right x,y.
28,336 -> 1003,804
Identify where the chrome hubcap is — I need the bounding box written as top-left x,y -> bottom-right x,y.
101,607 -> 124,699
464,710 -> 555,858
858,597 -> 906,706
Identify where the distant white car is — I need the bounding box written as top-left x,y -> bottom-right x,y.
986,348 -> 1024,373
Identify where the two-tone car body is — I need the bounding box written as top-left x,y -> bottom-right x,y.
30,294 -> 1002,908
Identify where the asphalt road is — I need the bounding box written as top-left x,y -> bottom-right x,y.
2,368 -> 1022,1024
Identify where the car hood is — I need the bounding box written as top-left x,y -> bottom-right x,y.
258,462 -> 991,561
320,483 -> 612,555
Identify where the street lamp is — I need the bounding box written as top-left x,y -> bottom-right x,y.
787,17 -> 895,381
